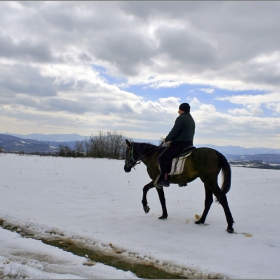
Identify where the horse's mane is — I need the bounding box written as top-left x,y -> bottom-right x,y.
133,142 -> 165,155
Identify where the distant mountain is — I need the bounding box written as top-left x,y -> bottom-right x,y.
226,153 -> 280,163
131,138 -> 161,145
195,144 -> 280,155
0,134 -> 55,153
227,154 -> 280,170
0,134 -> 76,153
4,132 -> 87,142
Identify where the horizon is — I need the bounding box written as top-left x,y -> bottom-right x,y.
1,131 -> 280,151
1,2 -> 280,149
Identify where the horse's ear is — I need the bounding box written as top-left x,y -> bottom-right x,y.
125,139 -> 132,147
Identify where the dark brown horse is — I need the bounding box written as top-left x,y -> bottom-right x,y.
124,140 -> 234,233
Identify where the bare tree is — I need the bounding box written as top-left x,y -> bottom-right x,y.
56,131 -> 129,159
85,131 -> 127,159
75,141 -> 84,152
74,141 -> 86,156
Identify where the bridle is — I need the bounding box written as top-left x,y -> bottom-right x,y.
125,143 -> 141,169
125,142 -> 163,170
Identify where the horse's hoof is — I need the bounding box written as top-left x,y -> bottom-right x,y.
143,205 -> 150,214
195,219 -> 204,224
227,228 -> 234,233
158,215 -> 168,219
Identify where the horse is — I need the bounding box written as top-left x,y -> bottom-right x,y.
123,140 -> 235,233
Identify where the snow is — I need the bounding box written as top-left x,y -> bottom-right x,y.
0,153 -> 280,279
0,227 -> 136,279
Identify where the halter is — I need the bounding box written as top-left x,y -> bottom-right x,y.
125,144 -> 141,169
125,142 -> 163,169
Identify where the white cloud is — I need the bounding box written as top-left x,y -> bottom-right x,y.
199,88 -> 214,94
228,106 -> 263,116
179,97 -> 280,147
217,92 -> 280,105
266,103 -> 280,114
217,92 -> 280,115
158,97 -> 181,113
189,97 -> 216,112
1,2 -> 280,147
228,108 -> 251,116
150,80 -> 187,89
252,51 -> 280,65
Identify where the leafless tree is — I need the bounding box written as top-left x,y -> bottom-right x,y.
85,131 -> 128,159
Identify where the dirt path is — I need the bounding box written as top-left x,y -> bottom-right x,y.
0,219 -> 227,279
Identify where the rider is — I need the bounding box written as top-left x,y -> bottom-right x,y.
158,103 -> 195,187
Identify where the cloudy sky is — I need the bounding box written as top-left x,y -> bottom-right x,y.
1,1 -> 280,148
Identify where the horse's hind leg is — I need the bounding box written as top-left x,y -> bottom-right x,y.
142,181 -> 155,214
195,185 -> 213,225
156,187 -> 168,219
215,188 -> 234,233
200,178 -> 234,233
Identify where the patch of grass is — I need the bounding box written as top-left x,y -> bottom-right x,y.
0,220 -> 185,279
41,238 -> 185,279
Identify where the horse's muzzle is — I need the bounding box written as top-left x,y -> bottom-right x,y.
124,165 -> 131,173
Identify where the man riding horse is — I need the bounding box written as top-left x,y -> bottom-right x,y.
158,103 -> 195,187
124,105 -> 234,233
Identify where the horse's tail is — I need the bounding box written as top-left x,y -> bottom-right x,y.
218,151 -> 231,195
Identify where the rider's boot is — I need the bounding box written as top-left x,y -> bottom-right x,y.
158,173 -> 170,187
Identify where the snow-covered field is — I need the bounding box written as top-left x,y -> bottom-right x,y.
0,153 -> 280,279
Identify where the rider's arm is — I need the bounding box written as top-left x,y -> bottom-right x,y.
165,116 -> 184,142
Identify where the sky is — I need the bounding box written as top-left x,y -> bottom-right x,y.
0,1 -> 280,148
1,154 -> 280,279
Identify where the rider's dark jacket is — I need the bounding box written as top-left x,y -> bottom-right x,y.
165,112 -> 195,144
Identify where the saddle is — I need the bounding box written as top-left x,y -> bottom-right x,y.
168,145 -> 196,176
177,145 -> 196,158
155,145 -> 196,189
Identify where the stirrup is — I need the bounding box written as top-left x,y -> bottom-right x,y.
158,173 -> 170,187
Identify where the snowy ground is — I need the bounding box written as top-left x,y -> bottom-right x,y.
0,153 -> 280,279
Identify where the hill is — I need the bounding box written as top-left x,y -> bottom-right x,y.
4,132 -> 86,142
0,134 -> 76,153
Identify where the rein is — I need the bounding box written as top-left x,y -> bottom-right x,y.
125,142 -> 162,169
125,145 -> 141,169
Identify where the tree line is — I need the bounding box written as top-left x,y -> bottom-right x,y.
58,131 -> 130,160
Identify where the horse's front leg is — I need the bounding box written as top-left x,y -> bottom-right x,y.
142,181 -> 155,214
195,185 -> 213,225
156,187 -> 168,219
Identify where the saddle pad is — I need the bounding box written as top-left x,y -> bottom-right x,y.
168,151 -> 192,175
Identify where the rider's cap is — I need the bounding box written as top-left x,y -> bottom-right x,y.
179,103 -> 190,113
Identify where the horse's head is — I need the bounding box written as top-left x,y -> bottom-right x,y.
124,139 -> 140,172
